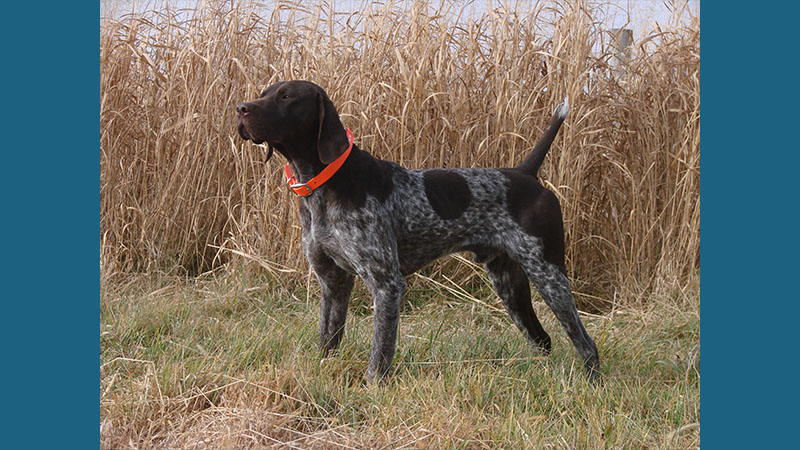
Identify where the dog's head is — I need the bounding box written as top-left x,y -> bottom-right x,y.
236,80 -> 349,164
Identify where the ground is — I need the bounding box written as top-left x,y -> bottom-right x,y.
100,270 -> 699,449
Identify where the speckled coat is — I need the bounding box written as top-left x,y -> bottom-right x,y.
236,80 -> 599,382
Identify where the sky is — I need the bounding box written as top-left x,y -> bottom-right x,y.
605,0 -> 698,35
101,0 -> 699,43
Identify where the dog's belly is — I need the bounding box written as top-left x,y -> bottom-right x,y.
395,213 -> 508,275
396,239 -> 486,275
396,235 -> 460,275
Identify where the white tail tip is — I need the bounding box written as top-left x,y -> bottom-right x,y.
555,96 -> 569,120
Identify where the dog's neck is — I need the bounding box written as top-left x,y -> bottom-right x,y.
281,132 -> 356,190
286,158 -> 322,184
276,136 -> 328,184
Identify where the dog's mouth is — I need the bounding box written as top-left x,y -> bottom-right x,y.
237,117 -> 269,145
237,118 -> 276,161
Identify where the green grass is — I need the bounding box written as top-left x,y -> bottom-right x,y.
100,271 -> 699,449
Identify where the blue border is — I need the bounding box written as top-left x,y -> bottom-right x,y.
701,3 -> 798,449
4,2 -> 797,448
4,3 -> 99,449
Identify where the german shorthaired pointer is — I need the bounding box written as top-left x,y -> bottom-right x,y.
236,80 -> 599,383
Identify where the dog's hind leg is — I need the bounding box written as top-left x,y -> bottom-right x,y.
510,248 -> 600,380
534,264 -> 599,380
483,253 -> 552,353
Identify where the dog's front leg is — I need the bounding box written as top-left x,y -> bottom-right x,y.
315,264 -> 355,356
361,270 -> 407,384
304,249 -> 354,356
301,213 -> 355,356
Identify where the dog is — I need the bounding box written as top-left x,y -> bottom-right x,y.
236,80 -> 599,383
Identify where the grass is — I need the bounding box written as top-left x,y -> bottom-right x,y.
100,269 -> 699,449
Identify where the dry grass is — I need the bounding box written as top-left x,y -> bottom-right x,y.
100,271 -> 699,449
100,0 -> 698,302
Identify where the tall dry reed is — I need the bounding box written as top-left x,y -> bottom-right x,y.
100,0 -> 699,306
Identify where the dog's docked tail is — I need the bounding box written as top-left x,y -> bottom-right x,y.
516,97 -> 569,177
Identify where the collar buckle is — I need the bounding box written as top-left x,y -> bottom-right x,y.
288,182 -> 313,197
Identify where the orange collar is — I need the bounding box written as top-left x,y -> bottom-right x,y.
284,128 -> 354,197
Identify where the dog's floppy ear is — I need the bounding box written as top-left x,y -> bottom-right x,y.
316,91 -> 349,164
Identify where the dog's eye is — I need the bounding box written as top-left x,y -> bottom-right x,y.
281,94 -> 290,100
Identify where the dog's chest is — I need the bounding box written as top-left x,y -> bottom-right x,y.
305,197 -> 397,273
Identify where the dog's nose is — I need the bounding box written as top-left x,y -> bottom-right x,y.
236,102 -> 254,116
